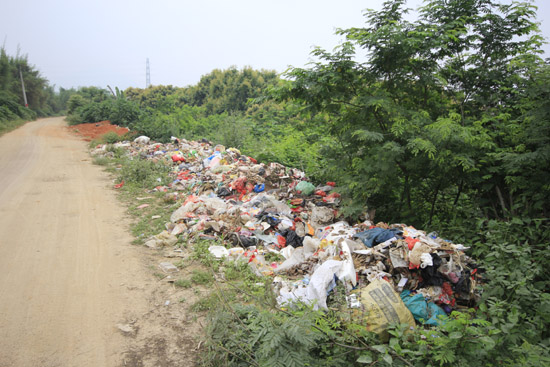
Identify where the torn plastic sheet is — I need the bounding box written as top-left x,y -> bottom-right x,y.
277,260 -> 343,310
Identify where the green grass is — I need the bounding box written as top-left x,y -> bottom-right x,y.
118,158 -> 171,188
128,192 -> 177,245
105,144 -> 126,158
175,279 -> 192,288
0,118 -> 28,136
92,156 -> 110,166
191,240 -> 218,266
153,272 -> 166,280
102,131 -> 123,144
191,269 -> 214,286
191,292 -> 224,312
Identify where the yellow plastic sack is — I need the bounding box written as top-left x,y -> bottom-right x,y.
358,279 -> 416,340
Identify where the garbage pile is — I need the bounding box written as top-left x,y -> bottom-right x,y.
93,135 -> 483,334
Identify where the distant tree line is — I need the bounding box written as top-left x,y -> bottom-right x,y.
0,47 -> 76,128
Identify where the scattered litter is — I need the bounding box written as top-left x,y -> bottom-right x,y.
134,135 -> 151,144
93,134 -> 484,335
159,262 -> 179,273
145,231 -> 178,249
357,279 -> 416,341
208,245 -> 229,259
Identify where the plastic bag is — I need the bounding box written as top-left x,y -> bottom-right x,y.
275,247 -> 306,273
337,240 -> 357,287
295,181 -> 315,196
310,207 -> 334,229
209,245 -> 229,258
303,236 -> 320,258
170,195 -> 202,222
400,290 -> 447,326
357,279 -> 416,340
306,260 -> 342,310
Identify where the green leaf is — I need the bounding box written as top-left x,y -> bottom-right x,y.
357,354 -> 373,364
479,336 -> 496,350
372,345 -> 387,353
448,331 -> 463,339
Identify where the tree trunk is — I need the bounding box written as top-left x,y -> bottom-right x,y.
495,185 -> 508,217
453,180 -> 463,207
429,181 -> 442,226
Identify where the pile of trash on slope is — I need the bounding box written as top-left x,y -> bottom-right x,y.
93,135 -> 483,336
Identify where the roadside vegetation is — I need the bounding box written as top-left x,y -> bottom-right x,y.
80,0 -> 549,365
0,46 -> 79,135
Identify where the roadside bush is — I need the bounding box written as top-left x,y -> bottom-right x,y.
67,97 -> 141,127
210,115 -> 251,150
470,219 -> 550,346
201,283 -> 550,367
130,105 -> 207,142
117,158 -> 171,188
108,98 -> 141,127
0,105 -> 18,122
101,131 -> 123,144
67,94 -> 86,115
130,113 -> 182,142
66,113 -> 85,126
0,91 -> 36,122
78,99 -> 114,123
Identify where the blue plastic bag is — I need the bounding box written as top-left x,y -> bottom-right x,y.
253,183 -> 265,193
400,290 -> 447,326
354,228 -> 401,248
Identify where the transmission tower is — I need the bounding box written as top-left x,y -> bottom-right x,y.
146,58 -> 151,88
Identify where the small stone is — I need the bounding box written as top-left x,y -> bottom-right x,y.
159,262 -> 179,273
116,323 -> 135,335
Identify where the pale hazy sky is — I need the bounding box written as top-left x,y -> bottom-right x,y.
1,0 -> 548,90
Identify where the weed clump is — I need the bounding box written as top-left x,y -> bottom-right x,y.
118,158 -> 170,188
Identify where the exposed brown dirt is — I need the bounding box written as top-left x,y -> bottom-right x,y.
68,120 -> 130,141
0,117 -> 202,366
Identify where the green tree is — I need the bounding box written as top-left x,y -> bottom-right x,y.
67,94 -> 86,115
0,46 -> 62,120
188,66 -> 278,115
275,0 -> 546,225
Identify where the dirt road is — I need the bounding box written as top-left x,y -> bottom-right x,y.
0,117 -> 153,366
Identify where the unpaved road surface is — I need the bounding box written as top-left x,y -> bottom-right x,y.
0,117 -> 199,366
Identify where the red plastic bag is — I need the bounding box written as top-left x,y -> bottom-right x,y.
231,177 -> 248,194
172,154 -> 185,163
323,192 -> 341,203
114,181 -> 125,189
183,194 -> 200,206
405,237 -> 419,250
276,234 -> 286,248
177,170 -> 191,180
